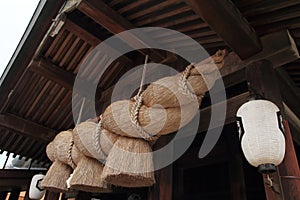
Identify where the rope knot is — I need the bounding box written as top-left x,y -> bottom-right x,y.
94,115 -> 107,162
66,140 -> 76,169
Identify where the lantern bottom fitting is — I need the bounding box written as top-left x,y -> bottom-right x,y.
258,163 -> 276,174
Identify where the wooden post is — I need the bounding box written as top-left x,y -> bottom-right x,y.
8,189 -> 20,200
226,127 -> 247,200
0,192 -> 8,199
44,191 -> 60,200
148,135 -> 174,200
23,186 -> 30,200
278,120 -> 300,200
23,192 -> 30,200
245,60 -> 300,200
75,192 -> 92,200
173,167 -> 184,200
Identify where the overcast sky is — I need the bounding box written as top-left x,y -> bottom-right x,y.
0,0 -> 40,77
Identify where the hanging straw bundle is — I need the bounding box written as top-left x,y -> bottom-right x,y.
68,50 -> 227,189
102,99 -> 198,139
100,128 -> 119,156
102,136 -> 155,187
71,144 -> 83,166
41,160 -> 72,192
45,142 -> 55,162
70,156 -> 111,193
73,120 -> 107,161
71,120 -> 112,193
55,130 -> 77,169
41,139 -> 72,192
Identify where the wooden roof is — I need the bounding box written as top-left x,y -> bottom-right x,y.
0,0 -> 300,166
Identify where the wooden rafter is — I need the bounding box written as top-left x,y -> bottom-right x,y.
221,30 -> 299,77
63,18 -> 133,65
76,0 -> 165,62
0,169 -> 46,189
0,114 -> 55,143
185,0 -> 262,59
277,67 -> 300,117
29,58 -> 96,98
29,58 -> 120,105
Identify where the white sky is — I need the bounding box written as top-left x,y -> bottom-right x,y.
0,0 -> 40,77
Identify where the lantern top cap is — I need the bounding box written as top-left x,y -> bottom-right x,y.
237,99 -> 280,116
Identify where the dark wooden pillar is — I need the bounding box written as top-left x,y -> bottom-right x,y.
246,60 -> 300,200
8,189 -> 20,200
279,120 -> 300,200
75,192 -> 92,200
44,191 -> 60,200
24,183 -> 34,200
173,167 -> 184,200
226,129 -> 247,200
24,189 -> 30,200
0,191 -> 8,199
148,135 -> 173,200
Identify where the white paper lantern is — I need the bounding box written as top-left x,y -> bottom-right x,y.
236,99 -> 286,173
29,174 -> 45,199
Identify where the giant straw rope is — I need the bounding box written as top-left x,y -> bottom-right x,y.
43,50 -> 227,190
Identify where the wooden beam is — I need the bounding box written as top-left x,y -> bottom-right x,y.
0,170 -> 46,188
221,30 -> 299,77
77,0 -> 165,62
276,67 -> 300,118
78,0 -> 134,34
0,114 -> 55,142
185,0 -> 262,59
242,0 -> 300,18
29,59 -> 95,98
64,18 -> 102,47
63,18 -> 133,65
29,58 -> 122,108
29,59 -> 74,90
